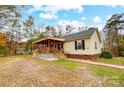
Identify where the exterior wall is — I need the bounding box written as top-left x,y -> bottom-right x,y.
63,31 -> 101,55
63,38 -> 91,55
90,31 -> 101,54
66,54 -> 100,60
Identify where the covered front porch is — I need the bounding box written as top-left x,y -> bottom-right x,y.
33,38 -> 64,54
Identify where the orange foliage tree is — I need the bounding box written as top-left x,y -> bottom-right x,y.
0,32 -> 7,47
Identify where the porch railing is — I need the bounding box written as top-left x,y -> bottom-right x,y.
52,47 -> 66,59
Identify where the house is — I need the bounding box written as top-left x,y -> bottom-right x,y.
33,27 -> 101,59
16,42 -> 28,55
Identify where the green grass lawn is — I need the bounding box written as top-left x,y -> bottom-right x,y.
0,59 -> 7,65
32,57 -> 78,70
53,59 -> 78,70
0,55 -> 31,65
89,65 -> 124,86
93,58 -> 124,66
0,57 -> 12,65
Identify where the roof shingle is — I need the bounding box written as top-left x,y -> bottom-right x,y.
63,27 -> 98,41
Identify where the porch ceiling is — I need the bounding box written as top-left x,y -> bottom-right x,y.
33,37 -> 65,44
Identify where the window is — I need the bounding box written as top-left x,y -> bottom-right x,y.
75,40 -> 85,50
95,42 -> 97,50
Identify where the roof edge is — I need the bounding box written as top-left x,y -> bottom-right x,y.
33,37 -> 65,44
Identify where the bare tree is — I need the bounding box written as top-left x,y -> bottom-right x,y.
65,25 -> 74,35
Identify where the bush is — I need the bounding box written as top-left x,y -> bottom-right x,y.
0,47 -> 10,56
100,51 -> 113,59
119,51 -> 124,57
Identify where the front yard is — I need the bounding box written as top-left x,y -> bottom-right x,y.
0,55 -> 124,87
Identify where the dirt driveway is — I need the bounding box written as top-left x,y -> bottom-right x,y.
0,57 -> 105,87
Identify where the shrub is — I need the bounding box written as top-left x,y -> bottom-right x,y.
0,47 -> 10,56
119,51 -> 124,57
100,51 -> 113,59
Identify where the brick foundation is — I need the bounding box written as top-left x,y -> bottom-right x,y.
65,54 -> 100,60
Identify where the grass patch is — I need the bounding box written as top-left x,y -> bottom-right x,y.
0,59 -> 7,65
53,59 -> 78,70
0,57 -> 14,65
0,55 -> 31,65
15,55 -> 32,58
94,58 -> 124,66
32,57 -> 78,70
90,65 -> 124,86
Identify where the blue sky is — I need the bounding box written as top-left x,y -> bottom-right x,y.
22,5 -> 124,30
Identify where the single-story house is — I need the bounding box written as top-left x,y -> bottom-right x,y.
33,28 -> 101,59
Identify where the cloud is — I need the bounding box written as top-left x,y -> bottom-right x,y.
81,17 -> 86,20
28,5 -> 42,13
93,16 -> 102,23
106,15 -> 112,19
43,5 -> 83,13
31,5 -> 83,13
39,13 -> 58,19
29,5 -> 83,19
121,5 -> 124,7
106,5 -> 117,8
111,5 -> 117,8
58,20 -> 85,27
33,5 -> 41,10
106,5 -> 124,8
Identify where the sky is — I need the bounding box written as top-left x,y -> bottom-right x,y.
22,5 -> 124,30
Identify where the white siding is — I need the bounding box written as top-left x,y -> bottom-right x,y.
63,31 -> 101,55
90,31 -> 101,54
63,38 -> 91,55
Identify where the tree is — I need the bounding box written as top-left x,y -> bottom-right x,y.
0,5 -> 25,55
78,26 -> 88,32
65,25 -> 74,35
0,6 -> 24,30
23,16 -> 36,51
51,26 -> 57,37
0,32 -> 6,47
43,26 -> 57,37
56,25 -> 65,37
44,26 -> 52,37
35,23 -> 46,40
0,5 -> 16,30
118,34 -> 124,56
103,13 -> 124,56
0,32 -> 10,56
37,33 -> 46,39
8,12 -> 22,55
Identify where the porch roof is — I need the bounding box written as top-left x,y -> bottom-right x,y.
33,37 -> 65,44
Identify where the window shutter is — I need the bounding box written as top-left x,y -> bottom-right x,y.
75,41 -> 77,50
95,42 -> 97,50
82,40 -> 85,50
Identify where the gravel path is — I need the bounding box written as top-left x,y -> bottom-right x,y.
0,57 -> 105,87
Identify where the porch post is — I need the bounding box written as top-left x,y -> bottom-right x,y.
48,40 -> 50,53
43,41 -> 45,53
53,41 -> 55,49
